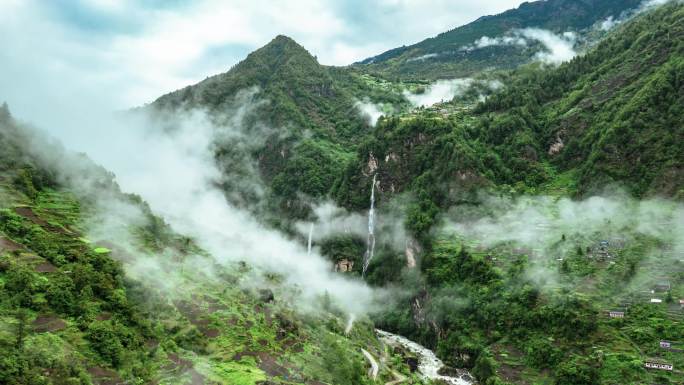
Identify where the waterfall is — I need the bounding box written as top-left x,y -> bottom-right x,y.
307,223 -> 314,256
376,330 -> 474,385
362,174 -> 377,277
344,313 -> 356,335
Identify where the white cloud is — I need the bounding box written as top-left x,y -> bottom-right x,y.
600,16 -> 618,31
473,35 -> 527,49
356,100 -> 387,126
461,28 -> 577,65
407,53 -> 440,62
403,79 -> 473,107
0,0 -> 526,127
519,28 -> 577,64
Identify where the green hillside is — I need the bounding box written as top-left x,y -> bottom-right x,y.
0,108 -> 415,385
357,0 -> 643,80
2,1 -> 684,385
334,1 -> 684,223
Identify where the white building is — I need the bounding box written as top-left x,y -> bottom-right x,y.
608,310 -> 625,318
644,360 -> 673,371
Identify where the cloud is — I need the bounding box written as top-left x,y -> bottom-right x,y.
461,28 -> 577,65
403,79 -> 474,107
5,88 -> 384,316
356,99 -> 388,126
0,0 -> 526,129
443,194 -> 684,260
596,0 -> 677,32
473,35 -> 527,49
519,28 -> 577,64
600,16 -> 619,31
406,53 -> 440,62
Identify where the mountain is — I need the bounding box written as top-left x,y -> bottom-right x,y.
333,1 -> 684,221
477,1 -> 684,197
150,35 -> 406,218
357,0 -> 644,80
155,35 -> 364,141
0,106 -> 413,385
2,1 -> 684,385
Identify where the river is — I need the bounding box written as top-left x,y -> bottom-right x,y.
376,330 -> 474,385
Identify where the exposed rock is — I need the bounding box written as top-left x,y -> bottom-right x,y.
548,134 -> 565,155
404,356 -> 419,372
365,153 -> 379,175
334,258 -> 354,273
405,238 -> 420,269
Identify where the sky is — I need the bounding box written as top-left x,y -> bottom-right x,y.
0,0 -> 525,131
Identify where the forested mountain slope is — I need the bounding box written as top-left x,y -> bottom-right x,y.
333,1 -> 684,234
477,1 -> 684,197
357,0 -> 644,80
0,106 -> 409,385
150,36 -> 406,217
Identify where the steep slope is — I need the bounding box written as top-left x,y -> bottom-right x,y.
357,0 -> 644,80
478,1 -> 684,197
154,35 -> 374,142
150,36 -> 405,218
0,107 -> 415,385
334,1 -> 683,229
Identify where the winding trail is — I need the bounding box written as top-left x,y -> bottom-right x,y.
361,348 -> 379,379
376,330 -> 473,385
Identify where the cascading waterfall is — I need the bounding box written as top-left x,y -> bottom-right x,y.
344,313 -> 356,335
376,330 -> 474,385
362,174 -> 377,277
307,223 -> 314,256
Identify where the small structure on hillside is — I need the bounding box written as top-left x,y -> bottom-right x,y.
590,240 -> 613,260
660,340 -> 672,349
335,258 -> 354,273
653,281 -> 671,293
644,358 -> 673,371
650,298 -> 663,304
679,299 -> 684,308
608,310 -> 625,318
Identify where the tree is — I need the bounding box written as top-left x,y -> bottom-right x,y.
15,309 -> 28,349
473,350 -> 497,382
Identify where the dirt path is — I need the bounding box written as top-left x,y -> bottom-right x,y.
361,349 -> 379,380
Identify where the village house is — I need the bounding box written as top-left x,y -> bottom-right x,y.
679,299 -> 684,308
608,310 -> 625,318
660,340 -> 672,349
643,358 -> 673,371
653,281 -> 671,292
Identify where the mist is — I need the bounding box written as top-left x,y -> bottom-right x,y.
294,199 -> 409,253
7,91 -> 382,317
355,99 -> 388,126
462,28 -> 578,65
403,79 -> 474,107
441,193 -> 684,286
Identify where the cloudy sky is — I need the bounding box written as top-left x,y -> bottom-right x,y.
0,0 -> 525,128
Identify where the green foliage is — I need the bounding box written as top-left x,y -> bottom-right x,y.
555,357 -> 600,385
319,334 -> 366,385
357,0 -> 642,81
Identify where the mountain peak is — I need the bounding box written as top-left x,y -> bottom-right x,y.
253,34 -> 316,62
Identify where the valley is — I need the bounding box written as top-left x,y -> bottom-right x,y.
1,0 -> 683,384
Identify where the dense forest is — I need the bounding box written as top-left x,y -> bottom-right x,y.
1,0 -> 684,384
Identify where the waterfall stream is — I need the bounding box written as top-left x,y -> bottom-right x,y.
307,223 -> 314,256
362,174 -> 377,277
376,330 -> 474,385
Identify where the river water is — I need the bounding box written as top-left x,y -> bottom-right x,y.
376,330 -> 474,385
